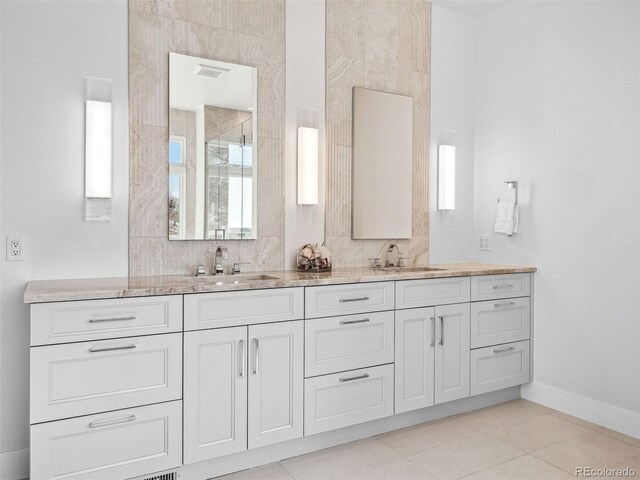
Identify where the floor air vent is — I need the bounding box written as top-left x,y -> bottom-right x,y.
136,471 -> 179,480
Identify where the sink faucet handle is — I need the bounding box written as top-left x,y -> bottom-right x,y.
186,264 -> 207,277
368,257 -> 382,268
397,256 -> 406,268
232,262 -> 250,274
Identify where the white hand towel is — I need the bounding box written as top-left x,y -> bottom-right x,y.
495,199 -> 516,236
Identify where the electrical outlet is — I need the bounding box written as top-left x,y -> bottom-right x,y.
479,235 -> 490,252
6,235 -> 24,261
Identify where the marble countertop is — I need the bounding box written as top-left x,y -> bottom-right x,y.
23,262 -> 536,304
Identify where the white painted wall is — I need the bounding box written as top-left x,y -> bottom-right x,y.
284,0 -> 326,269
429,5 -> 477,264
471,1 -> 640,434
0,1 -> 129,477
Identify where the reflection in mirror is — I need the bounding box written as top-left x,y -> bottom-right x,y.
169,52 -> 257,240
352,87 -> 413,239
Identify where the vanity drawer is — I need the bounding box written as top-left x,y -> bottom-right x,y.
471,297 -> 530,348
30,333 -> 182,423
30,295 -> 183,346
31,400 -> 182,480
396,277 -> 470,309
304,364 -> 394,435
470,340 -> 530,396
305,311 -> 394,377
471,274 -> 530,301
184,287 -> 304,331
305,282 -> 394,319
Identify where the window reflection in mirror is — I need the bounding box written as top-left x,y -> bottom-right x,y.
169,52 -> 257,240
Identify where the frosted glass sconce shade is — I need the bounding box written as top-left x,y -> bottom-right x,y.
85,100 -> 112,199
297,126 -> 319,205
438,145 -> 456,210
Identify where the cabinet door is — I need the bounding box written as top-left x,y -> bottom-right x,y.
434,303 -> 470,404
183,327 -> 247,464
248,321 -> 303,449
395,308 -> 435,413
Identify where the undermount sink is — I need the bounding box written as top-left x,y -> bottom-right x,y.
376,266 -> 445,273
186,274 -> 280,284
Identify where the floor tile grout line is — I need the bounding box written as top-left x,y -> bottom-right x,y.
527,453 -> 583,478
457,411 -> 599,455
455,452 -> 530,480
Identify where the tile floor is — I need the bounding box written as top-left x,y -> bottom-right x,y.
218,400 -> 640,480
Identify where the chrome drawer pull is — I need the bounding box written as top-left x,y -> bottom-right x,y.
239,339 -> 245,377
89,414 -> 136,429
339,373 -> 370,383
89,315 -> 137,323
339,296 -> 370,303
493,302 -> 516,308
438,316 -> 444,346
339,318 -> 370,325
493,346 -> 515,354
89,344 -> 136,353
492,284 -> 514,290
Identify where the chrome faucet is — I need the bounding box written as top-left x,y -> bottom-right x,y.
214,246 -> 229,275
385,243 -> 405,268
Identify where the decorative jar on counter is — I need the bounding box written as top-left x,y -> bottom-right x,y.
296,244 -> 331,272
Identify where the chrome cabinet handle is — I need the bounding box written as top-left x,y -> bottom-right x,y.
89,414 -> 136,428
493,301 -> 516,308
430,316 -> 435,347
239,339 -> 245,377
493,346 -> 515,354
340,318 -> 370,325
492,284 -> 514,290
89,344 -> 136,353
339,373 -> 370,382
89,315 -> 136,323
438,316 -> 444,345
253,338 -> 259,375
339,296 -> 370,303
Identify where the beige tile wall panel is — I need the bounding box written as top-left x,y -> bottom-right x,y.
128,0 -> 286,276
325,0 -> 431,266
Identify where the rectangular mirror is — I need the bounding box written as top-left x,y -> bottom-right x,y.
169,52 -> 257,240
352,87 -> 413,239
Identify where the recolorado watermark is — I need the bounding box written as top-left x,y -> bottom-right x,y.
576,467 -> 637,478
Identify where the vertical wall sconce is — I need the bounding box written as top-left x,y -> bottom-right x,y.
297,126 -> 319,205
85,100 -> 112,198
85,77 -> 113,221
437,144 -> 456,210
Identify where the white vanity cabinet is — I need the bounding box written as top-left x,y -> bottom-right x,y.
29,296 -> 184,480
469,274 -> 532,395
28,269 -> 533,480
183,317 -> 304,464
395,273 -> 531,413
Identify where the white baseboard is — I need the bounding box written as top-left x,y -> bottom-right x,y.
522,381 -> 640,439
0,448 -> 29,480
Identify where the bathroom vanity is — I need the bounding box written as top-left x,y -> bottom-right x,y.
25,263 -> 535,480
